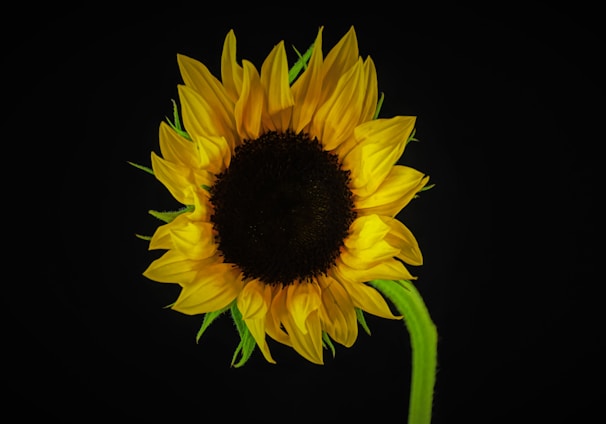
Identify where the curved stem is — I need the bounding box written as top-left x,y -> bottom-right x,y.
368,279 -> 437,424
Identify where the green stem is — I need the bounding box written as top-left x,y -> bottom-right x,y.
368,279 -> 437,424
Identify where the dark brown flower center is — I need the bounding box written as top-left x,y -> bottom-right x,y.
209,131 -> 356,285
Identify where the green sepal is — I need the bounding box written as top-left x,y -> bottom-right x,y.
196,305 -> 230,343
148,205 -> 194,223
414,181 -> 436,199
163,302 -> 175,309
368,279 -> 437,424
230,302 -> 257,368
322,332 -> 336,358
406,128 -> 419,144
355,308 -> 372,336
166,99 -> 191,140
288,42 -> 314,84
135,234 -> 152,241
372,92 -> 385,120
127,161 -> 154,176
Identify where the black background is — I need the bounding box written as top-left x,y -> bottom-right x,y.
6,5 -> 600,423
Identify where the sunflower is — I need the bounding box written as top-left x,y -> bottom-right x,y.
140,26 -> 430,366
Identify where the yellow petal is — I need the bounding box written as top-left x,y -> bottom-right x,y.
237,280 -> 276,363
143,249 -> 204,285
235,60 -> 265,140
193,134 -> 231,174
172,264 -> 243,315
320,26 -> 359,106
286,282 -> 322,334
151,152 -> 211,205
359,57 -> 379,123
380,216 -> 423,266
337,277 -> 401,320
345,214 -> 390,249
158,121 -> 198,169
331,57 -> 378,160
332,256 -> 415,284
238,279 -> 271,319
189,186 -> 212,222
291,27 -> 324,133
178,84 -> 238,151
286,308 -> 323,364
355,165 -> 430,217
177,53 -> 234,114
343,116 -> 416,197
283,283 -> 323,364
244,317 -> 276,364
317,275 -> 358,347
148,211 -> 200,251
148,220 -> 174,251
260,40 -> 294,132
269,283 -> 324,363
266,286 -> 292,347
170,220 -> 217,260
341,215 -> 400,269
221,29 -> 243,103
310,58 -> 366,151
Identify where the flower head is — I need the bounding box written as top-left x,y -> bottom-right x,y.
140,26 -> 430,365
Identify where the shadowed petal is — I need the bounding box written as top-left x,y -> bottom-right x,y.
310,58 -> 366,151
235,60 -> 265,140
221,30 -> 243,102
317,275 -> 358,347
291,27 -> 324,133
260,41 -> 294,132
286,282 -> 322,333
237,279 -> 276,363
320,26 -> 359,106
266,286 -> 292,347
283,283 -> 323,364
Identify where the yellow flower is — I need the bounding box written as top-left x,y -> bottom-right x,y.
142,26 -> 430,365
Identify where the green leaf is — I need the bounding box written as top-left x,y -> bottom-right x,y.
288,42 -> 314,84
196,305 -> 230,343
372,92 -> 385,120
368,279 -> 437,424
134,234 -> 152,241
166,99 -> 191,140
127,161 -> 154,176
230,302 -> 257,367
148,205 -> 194,223
355,308 -> 372,336
322,332 -> 336,358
